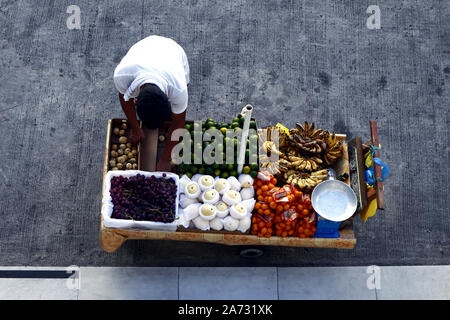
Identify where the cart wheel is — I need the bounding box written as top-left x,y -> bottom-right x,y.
240,248 -> 264,258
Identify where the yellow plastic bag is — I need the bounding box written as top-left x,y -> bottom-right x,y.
360,198 -> 377,222
276,123 -> 290,136
365,151 -> 373,168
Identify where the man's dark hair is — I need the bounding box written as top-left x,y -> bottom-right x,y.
136,83 -> 171,129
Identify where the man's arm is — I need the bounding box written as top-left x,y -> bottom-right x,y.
118,93 -> 145,145
156,110 -> 186,171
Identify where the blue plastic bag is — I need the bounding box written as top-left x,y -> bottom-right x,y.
365,158 -> 389,186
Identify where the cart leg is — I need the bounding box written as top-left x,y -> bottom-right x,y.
240,248 -> 264,258
100,229 -> 127,253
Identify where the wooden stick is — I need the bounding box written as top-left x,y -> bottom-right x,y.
370,120 -> 385,209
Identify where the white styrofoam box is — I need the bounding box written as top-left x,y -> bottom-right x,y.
102,170 -> 179,232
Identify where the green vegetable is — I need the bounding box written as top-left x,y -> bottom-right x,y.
205,167 -> 214,176
220,171 -> 229,179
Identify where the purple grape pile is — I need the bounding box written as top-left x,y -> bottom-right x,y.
110,174 -> 177,223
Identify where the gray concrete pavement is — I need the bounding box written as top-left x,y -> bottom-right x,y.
1,266 -> 449,300
0,1 -> 449,266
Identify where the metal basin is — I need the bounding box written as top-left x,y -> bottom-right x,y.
311,180 -> 357,222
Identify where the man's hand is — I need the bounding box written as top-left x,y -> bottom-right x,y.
130,126 -> 145,145
156,157 -> 173,172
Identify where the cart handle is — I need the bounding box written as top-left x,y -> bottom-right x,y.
370,120 -> 385,210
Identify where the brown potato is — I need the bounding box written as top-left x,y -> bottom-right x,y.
119,136 -> 128,144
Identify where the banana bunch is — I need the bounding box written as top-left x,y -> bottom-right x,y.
260,123 -> 344,186
294,121 -> 326,140
259,154 -> 281,175
261,141 -> 284,158
293,121 -> 343,165
289,155 -> 323,171
277,155 -> 323,172
286,134 -> 327,155
323,132 -> 343,165
284,169 -> 329,191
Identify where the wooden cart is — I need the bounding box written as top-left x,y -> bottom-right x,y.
99,119 -> 372,253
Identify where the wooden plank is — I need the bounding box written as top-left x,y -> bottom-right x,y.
348,137 -> 368,212
370,121 -> 385,209
367,188 -> 377,201
102,218 -> 356,249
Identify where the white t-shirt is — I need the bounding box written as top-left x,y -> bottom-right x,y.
114,35 -> 190,114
